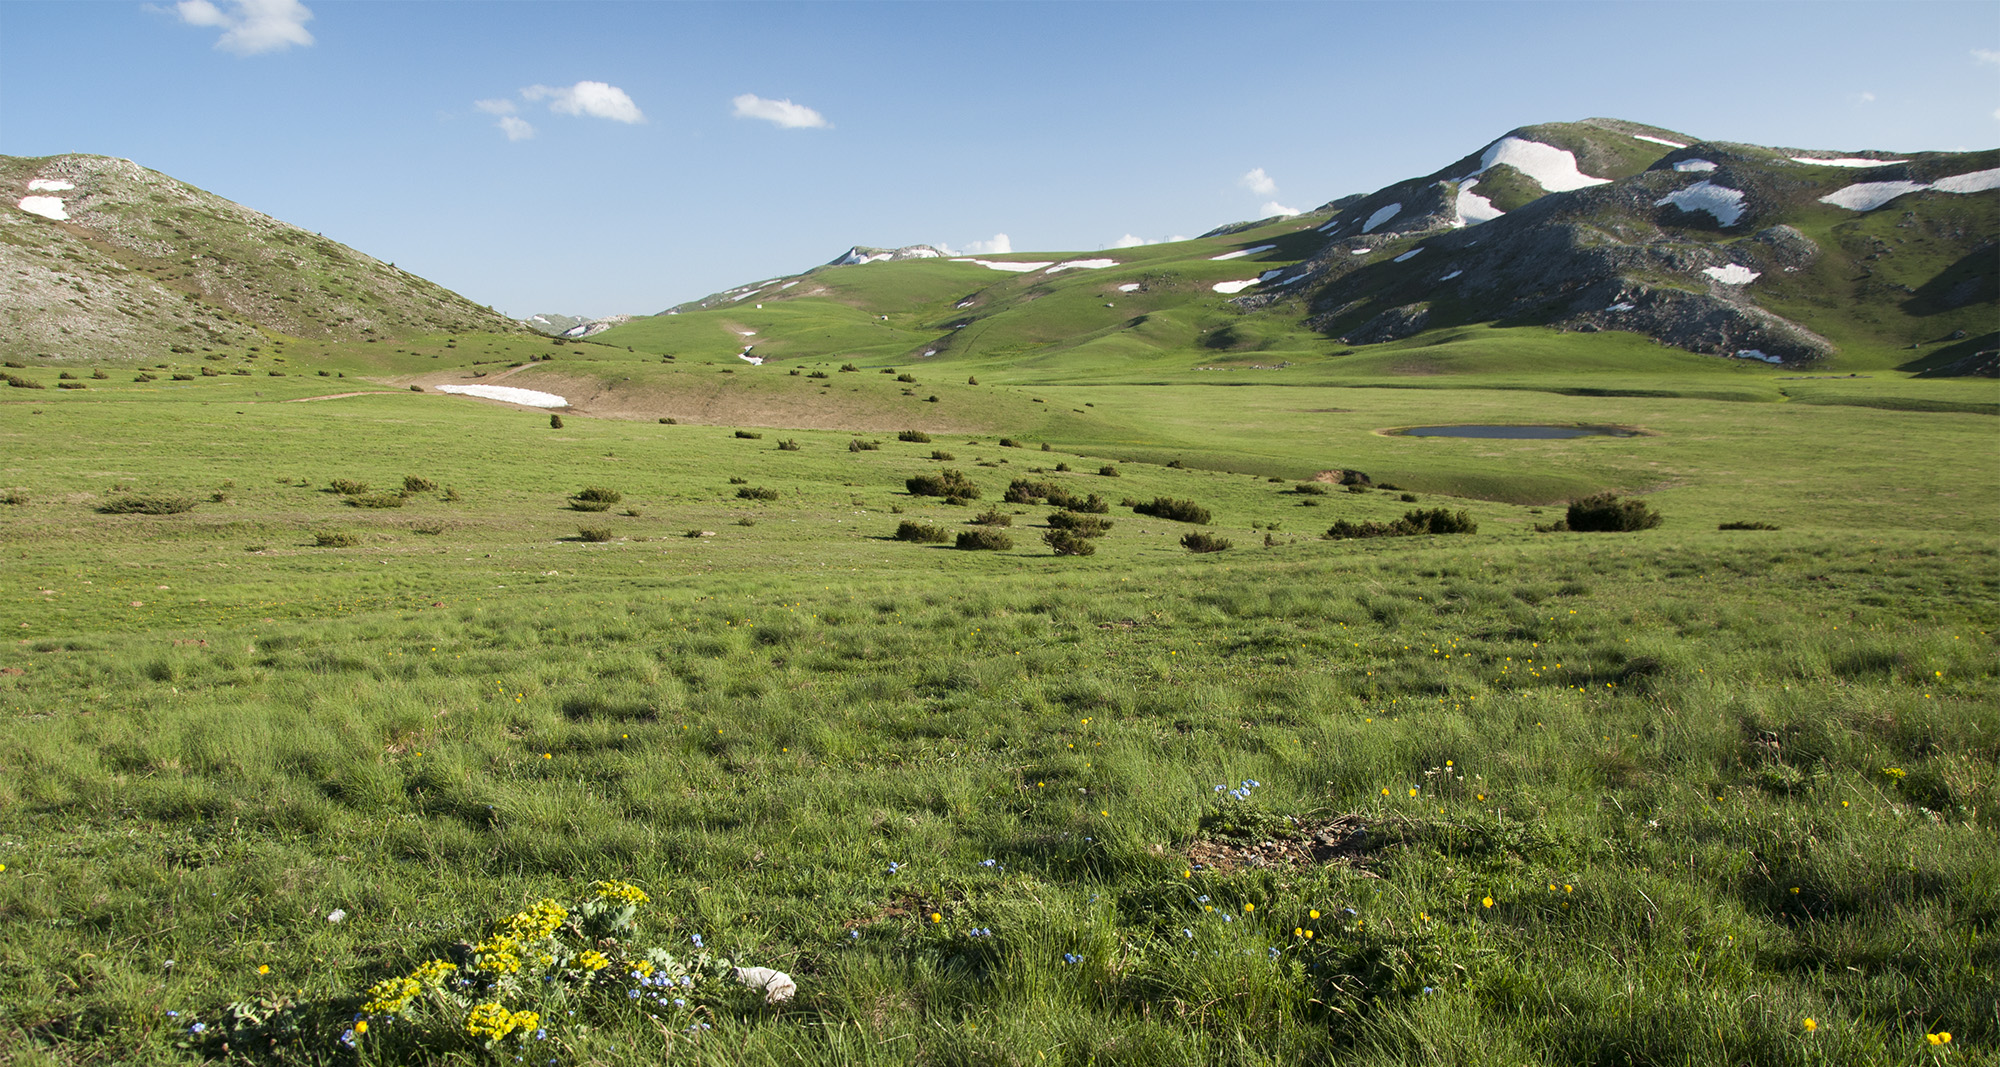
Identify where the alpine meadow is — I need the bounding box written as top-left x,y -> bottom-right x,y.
2,107 -> 1995,1067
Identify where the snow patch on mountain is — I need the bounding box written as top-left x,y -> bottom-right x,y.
1393,248 -> 1423,263
438,384 -> 567,407
1117,283 -> 1141,292
1465,137 -> 1610,192
1702,264 -> 1761,285
18,196 -> 67,220
1453,180 -> 1503,226
27,179 -> 76,192
1655,180 -> 1748,226
1362,203 -> 1401,233
1789,156 -> 1909,168
1046,259 -> 1118,273
1212,279 -> 1261,294
1673,159 -> 1718,173
1634,135 -> 1688,148
831,245 -> 947,266
1211,244 -> 1276,261
952,258 -> 1054,272
1819,169 -> 1999,211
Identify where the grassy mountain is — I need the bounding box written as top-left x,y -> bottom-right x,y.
1,153 -> 522,361
597,119 -> 1995,376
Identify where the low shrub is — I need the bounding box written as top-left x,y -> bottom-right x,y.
1719,520 -> 1780,531
1054,462 -> 1071,472
4,374 -> 46,389
1099,465 -> 1119,477
172,373 -> 195,381
966,376 -> 978,385
848,439 -> 879,452
135,372 -> 157,382
571,500 -> 612,512
577,526 -> 614,542
1346,484 -> 1369,494
313,531 -> 360,547
348,493 -> 407,509
1046,511 -> 1113,537
1291,483 -> 1328,496
57,371 -> 76,380
898,430 -> 932,443
549,414 -> 564,429
1400,493 -> 1419,502
776,439 -> 801,451
897,373 -> 917,383
90,369 -> 108,380
736,486 -> 779,501
930,450 -> 956,461
839,363 -> 859,373
659,417 -> 677,424
1044,529 -> 1098,556
574,486 -> 623,504
807,371 -> 828,379
955,528 -> 1012,551
1,490 -> 26,505
735,430 -> 763,440
998,438 -> 1022,448
57,382 -> 87,390
1566,493 -> 1663,532
403,475 -> 438,493
1324,508 -> 1477,540
907,469 -> 981,501
1181,531 -> 1232,553
100,495 -> 197,515
329,479 -> 369,495
894,521 -> 951,543
971,509 -> 1013,526
1133,497 -> 1211,524
729,477 -> 748,485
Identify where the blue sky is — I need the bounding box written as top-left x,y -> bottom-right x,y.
3,1 -> 1996,318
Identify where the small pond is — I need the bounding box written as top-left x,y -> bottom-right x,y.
1392,424 -> 1638,439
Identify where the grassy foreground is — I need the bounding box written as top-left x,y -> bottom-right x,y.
0,348 -> 1994,1066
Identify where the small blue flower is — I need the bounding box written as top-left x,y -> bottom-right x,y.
189,1023 -> 206,1034
690,934 -> 703,947
165,1011 -> 179,1017
535,1028 -> 547,1039
979,858 -> 996,867
1214,784 -> 1226,792
339,1028 -> 355,1049
849,930 -> 861,940
674,998 -> 686,1007
1422,986 -> 1436,995
1223,915 -> 1234,923
629,989 -> 641,999
1198,895 -> 1209,903
1182,928 -> 1193,939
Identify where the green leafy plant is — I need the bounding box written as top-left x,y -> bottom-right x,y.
955,528 -> 1012,551
1134,497 -> 1211,524
1181,531 -> 1232,553
894,521 -> 951,544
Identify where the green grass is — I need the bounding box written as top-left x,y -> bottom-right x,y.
1,330 -> 1994,1066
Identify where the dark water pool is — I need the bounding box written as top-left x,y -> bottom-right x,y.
1393,424 -> 1639,439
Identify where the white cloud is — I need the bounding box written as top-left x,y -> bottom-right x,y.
498,116 -> 535,141
1973,48 -> 2000,65
962,234 -> 1012,255
1262,201 -> 1301,217
1112,234 -> 1149,248
475,98 -> 516,115
175,0 -> 313,54
523,81 -> 645,124
1240,168 -> 1277,196
732,93 -> 829,129
1854,91 -> 1876,103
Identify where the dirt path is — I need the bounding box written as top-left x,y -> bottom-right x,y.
286,391 -> 406,402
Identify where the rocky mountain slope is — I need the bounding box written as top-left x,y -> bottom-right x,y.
2,153 -> 522,361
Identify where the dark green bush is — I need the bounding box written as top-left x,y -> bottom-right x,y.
403,475 -> 438,493
907,469 -> 981,501
99,495 -> 197,515
659,417 -> 677,424
737,486 -> 779,501
313,531 -> 361,547
1043,529 -> 1098,556
4,374 -> 46,389
848,439 -> 880,452
955,528 -> 1013,551
777,439 -> 801,451
930,450 -> 956,461
1134,497 -> 1211,524
896,373 -> 917,383
839,363 -> 858,373
57,382 -> 87,390
574,487 -> 623,504
57,371 -> 76,380
571,500 -> 612,512
1400,493 -> 1419,502
1566,493 -> 1663,532
971,509 -> 1013,526
1099,465 -> 1119,477
90,369 -> 108,380
1181,531 -> 1232,553
577,527 -> 614,543
1719,520 -> 1780,531
807,371 -> 828,379
1004,479 -> 1059,504
729,477 -> 748,485
897,430 -> 932,443
549,414 -> 564,429
1046,511 -> 1113,537
1291,483 -> 1328,496
735,430 -> 763,440
328,479 -> 369,496
347,493 -> 407,509
894,521 -> 950,544
1324,508 -> 1476,540
998,438 -> 1022,448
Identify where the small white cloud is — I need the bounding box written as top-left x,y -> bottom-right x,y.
1240,168 -> 1278,196
1972,48 -> 2000,65
962,234 -> 1012,255
732,93 -> 829,129
523,81 -> 645,124
498,116 -> 535,141
1112,234 -> 1149,248
1262,201 -> 1301,217
175,0 -> 313,54
1854,91 -> 1876,103
474,98 -> 516,116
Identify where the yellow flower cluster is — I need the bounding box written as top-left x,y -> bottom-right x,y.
361,976 -> 421,1015
592,880 -> 650,906
471,933 -> 524,975
463,1002 -> 517,1041
501,898 -> 568,941
631,959 -> 656,978
577,949 -> 610,972
411,959 -> 456,986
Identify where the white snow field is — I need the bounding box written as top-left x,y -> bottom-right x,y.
1606,301 -> 1636,312
1393,248 -> 1423,263
27,179 -> 76,192
1818,168 -> 2000,211
1439,270 -> 1464,281
1117,283 -> 1141,292
1361,203 -> 1402,233
436,385 -> 568,407
18,196 -> 67,220
1702,264 -> 1761,285
951,258 -> 1053,273
1211,279 -> 1261,294
1634,135 -> 1688,148
1733,349 -> 1781,363
738,352 -> 764,366
1673,159 -> 1718,173
1466,137 -> 1610,193
1045,259 -> 1118,273
1210,244 -> 1275,261
1655,180 -> 1748,226
1789,157 -> 1908,168
1453,180 -> 1504,226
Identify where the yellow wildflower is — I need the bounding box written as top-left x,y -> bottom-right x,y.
577,950 -> 610,972
465,1002 -> 516,1041
592,880 -> 650,906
